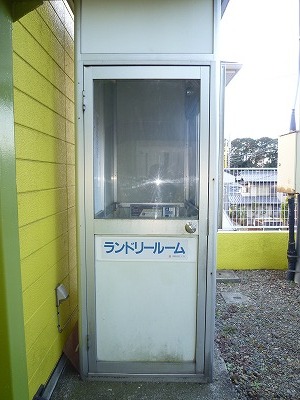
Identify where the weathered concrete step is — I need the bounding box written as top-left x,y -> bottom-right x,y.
216,270 -> 241,283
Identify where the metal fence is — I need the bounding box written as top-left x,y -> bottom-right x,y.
222,168 -> 293,231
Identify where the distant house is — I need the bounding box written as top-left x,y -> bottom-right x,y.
224,169 -> 283,227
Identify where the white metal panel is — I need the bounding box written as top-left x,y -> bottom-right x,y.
87,65 -> 203,80
93,217 -> 199,236
277,131 -> 300,193
80,0 -> 214,55
95,236 -> 198,362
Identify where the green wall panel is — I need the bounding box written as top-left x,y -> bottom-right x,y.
0,1 -> 29,399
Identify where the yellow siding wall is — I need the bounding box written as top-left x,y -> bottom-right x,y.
217,231 -> 289,270
12,1 -> 76,397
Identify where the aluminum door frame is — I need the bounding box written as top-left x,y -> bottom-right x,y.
79,65 -> 215,381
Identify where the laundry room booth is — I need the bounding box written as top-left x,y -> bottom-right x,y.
75,0 -> 221,382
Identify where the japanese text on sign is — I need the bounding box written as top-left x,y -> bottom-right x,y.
104,240 -> 185,256
95,237 -> 194,261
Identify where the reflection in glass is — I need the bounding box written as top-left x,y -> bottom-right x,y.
94,79 -> 200,219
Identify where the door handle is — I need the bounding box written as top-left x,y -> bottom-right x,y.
185,222 -> 196,234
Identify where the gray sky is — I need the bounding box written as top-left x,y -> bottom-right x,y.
221,0 -> 299,140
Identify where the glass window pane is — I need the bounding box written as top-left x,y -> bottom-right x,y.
94,79 -> 200,219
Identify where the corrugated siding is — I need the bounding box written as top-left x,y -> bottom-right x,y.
12,1 -> 76,397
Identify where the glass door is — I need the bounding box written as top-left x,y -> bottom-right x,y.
83,66 -> 210,377
93,78 -> 199,220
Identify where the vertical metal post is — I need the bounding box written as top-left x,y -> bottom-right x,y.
217,64 -> 226,229
287,194 -> 297,280
294,194 -> 300,283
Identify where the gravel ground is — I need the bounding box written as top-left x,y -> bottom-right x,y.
215,270 -> 300,400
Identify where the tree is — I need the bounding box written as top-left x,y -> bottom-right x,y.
229,137 -> 278,168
